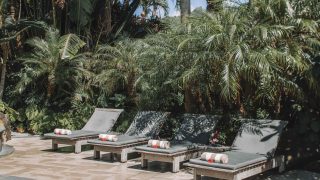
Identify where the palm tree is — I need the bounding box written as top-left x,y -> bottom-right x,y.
94,39 -> 144,105
140,0 -> 320,115
16,28 -> 85,104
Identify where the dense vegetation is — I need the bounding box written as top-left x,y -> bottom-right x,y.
0,0 -> 319,145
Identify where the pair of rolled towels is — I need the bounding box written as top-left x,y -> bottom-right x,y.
54,128 -> 72,135
147,141 -> 228,164
99,134 -> 118,142
201,152 -> 229,164
147,140 -> 170,149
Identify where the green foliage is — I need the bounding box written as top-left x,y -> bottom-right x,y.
59,33 -> 86,59
15,28 -> 85,105
110,94 -> 127,108
3,0 -> 320,138
112,109 -> 137,133
25,104 -> 93,134
214,118 -> 242,145
294,107 -> 320,143
94,39 -> 144,105
0,101 -> 19,123
135,1 -> 320,116
0,0 -> 7,14
69,0 -> 95,33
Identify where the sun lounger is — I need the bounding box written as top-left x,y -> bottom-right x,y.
135,114 -> 220,172
185,119 -> 288,180
44,108 -> 123,153
88,111 -> 170,162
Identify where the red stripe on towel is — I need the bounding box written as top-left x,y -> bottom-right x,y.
152,145 -> 159,148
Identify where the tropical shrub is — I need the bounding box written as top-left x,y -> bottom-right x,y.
14,27 -> 85,106
24,104 -> 94,134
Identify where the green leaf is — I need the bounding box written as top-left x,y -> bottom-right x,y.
69,0 -> 94,28
59,34 -> 86,59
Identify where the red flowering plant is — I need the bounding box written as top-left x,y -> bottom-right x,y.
210,130 -> 227,146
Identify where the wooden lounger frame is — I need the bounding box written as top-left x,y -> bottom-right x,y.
184,155 -> 285,180
92,140 -> 149,163
51,135 -> 98,154
136,148 -> 203,173
136,146 -> 229,173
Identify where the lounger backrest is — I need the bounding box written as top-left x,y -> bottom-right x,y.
82,108 -> 124,132
173,114 -> 220,145
232,119 -> 287,157
125,111 -> 170,138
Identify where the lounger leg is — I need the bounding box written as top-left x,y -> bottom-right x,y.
74,141 -> 82,154
94,150 -> 100,159
193,169 -> 201,180
172,157 -> 180,173
141,156 -> 148,168
52,140 -> 58,151
231,175 -> 240,180
110,153 -> 115,161
279,156 -> 285,173
120,149 -> 128,163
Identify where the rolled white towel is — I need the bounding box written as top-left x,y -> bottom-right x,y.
200,152 -> 229,164
147,140 -> 170,149
99,134 -> 118,142
54,128 -> 72,135
63,129 -> 72,135
54,128 -> 62,134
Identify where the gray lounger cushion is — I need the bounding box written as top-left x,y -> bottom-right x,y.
125,111 -> 170,138
232,119 -> 287,157
88,135 -> 149,146
173,114 -> 220,144
189,151 -> 267,170
135,141 -> 200,154
44,130 -> 104,140
87,111 -> 169,146
44,108 -> 123,140
82,108 -> 123,132
135,114 -> 220,154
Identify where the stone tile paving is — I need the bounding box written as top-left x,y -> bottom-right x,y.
1,136 -> 319,180
0,137 -> 195,180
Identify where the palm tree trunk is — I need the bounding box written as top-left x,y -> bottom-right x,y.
105,0 -> 112,35
0,44 -> 9,100
180,0 -> 192,111
51,0 -> 57,27
184,85 -> 193,113
249,0 -> 254,7
127,71 -> 137,105
47,75 -> 55,99
9,0 -> 16,20
0,7 -> 3,29
0,59 -> 7,99
195,84 -> 206,113
180,0 -> 191,24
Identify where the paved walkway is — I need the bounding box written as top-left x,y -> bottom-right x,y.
1,136 -> 319,180
0,136 -> 194,180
